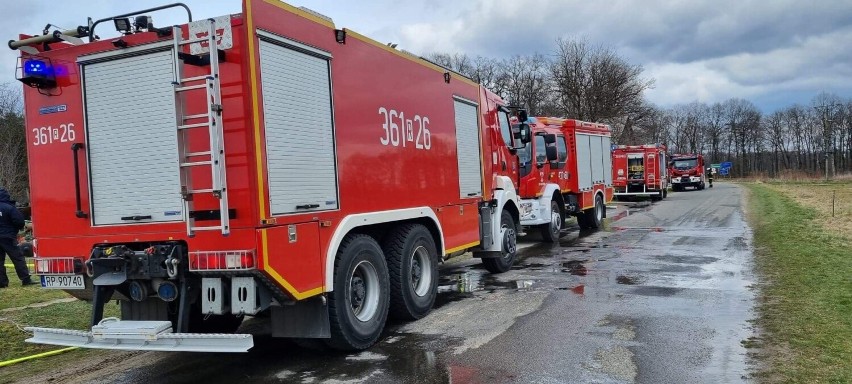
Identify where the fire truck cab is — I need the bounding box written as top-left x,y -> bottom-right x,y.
11,1 -> 530,352
517,117 -> 613,242
611,144 -> 668,201
669,153 -> 707,191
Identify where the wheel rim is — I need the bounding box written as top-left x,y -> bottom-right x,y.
410,245 -> 433,297
502,223 -> 517,258
349,260 -> 380,322
550,203 -> 561,237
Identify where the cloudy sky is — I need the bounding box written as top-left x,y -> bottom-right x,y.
3,0 -> 852,111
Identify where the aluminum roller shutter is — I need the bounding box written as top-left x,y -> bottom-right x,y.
575,133 -> 593,190
602,136 -> 613,186
84,50 -> 183,225
589,135 -> 604,184
259,40 -> 338,215
453,99 -> 482,198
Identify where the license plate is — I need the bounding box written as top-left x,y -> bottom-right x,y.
40,275 -> 85,290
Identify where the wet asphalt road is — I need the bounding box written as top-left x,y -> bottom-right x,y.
64,182 -> 756,384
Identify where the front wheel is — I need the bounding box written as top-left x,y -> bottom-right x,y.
538,199 -> 563,243
326,234 -> 390,350
383,224 -> 438,320
482,210 -> 518,274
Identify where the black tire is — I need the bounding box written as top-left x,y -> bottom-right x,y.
651,191 -> 662,201
382,224 -> 438,320
698,182 -> 705,190
482,210 -> 518,274
326,234 -> 390,350
538,199 -> 563,243
663,188 -> 668,199
578,195 -> 604,229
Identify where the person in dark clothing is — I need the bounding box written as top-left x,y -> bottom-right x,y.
0,188 -> 35,287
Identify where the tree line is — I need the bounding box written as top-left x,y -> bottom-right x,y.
427,38 -> 852,178
1,36 -> 850,203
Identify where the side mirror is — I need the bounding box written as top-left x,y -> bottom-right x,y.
517,109 -> 528,123
543,134 -> 556,145
515,123 -> 531,145
545,145 -> 558,162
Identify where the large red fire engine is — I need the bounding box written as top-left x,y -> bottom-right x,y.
611,144 -> 668,201
10,1 -> 531,352
669,153 -> 707,191
517,117 -> 613,242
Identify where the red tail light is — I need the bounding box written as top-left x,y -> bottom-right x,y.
34,257 -> 82,275
189,250 -> 256,272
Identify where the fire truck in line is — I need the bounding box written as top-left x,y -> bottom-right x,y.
669,153 -> 707,191
10,0 -> 531,352
517,117 -> 613,242
611,144 -> 668,201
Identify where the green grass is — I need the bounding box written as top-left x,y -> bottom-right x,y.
0,285 -> 119,382
745,183 -> 852,383
0,284 -> 72,311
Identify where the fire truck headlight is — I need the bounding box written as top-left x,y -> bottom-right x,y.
520,202 -> 533,217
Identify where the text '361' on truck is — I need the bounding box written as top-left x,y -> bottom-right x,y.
10,1 -> 534,352
516,117 -> 613,242
669,153 -> 707,191
611,144 -> 668,201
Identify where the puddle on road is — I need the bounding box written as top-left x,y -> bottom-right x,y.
631,286 -> 683,297
654,255 -> 719,265
609,201 -> 654,222
616,275 -> 641,285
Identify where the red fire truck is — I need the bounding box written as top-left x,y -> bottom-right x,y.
611,144 -> 668,201
669,153 -> 707,191
10,1 -> 531,352
517,117 -> 613,242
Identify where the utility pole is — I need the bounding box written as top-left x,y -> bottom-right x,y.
814,102 -> 842,181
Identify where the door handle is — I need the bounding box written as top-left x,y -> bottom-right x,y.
71,143 -> 88,218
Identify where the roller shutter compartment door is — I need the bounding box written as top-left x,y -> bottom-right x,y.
84,50 -> 183,225
602,136 -> 613,185
575,134 -> 593,190
453,99 -> 482,198
259,39 -> 338,215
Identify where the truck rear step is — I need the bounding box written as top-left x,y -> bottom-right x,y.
26,319 -> 253,353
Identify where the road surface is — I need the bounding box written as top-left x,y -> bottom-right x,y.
29,182 -> 757,383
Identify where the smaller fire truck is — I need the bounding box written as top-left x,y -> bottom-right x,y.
611,144 -> 668,201
517,117 -> 613,242
669,153 -> 707,191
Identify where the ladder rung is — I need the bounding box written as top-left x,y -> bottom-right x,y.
180,161 -> 212,167
183,113 -> 210,120
175,84 -> 208,92
178,122 -> 209,130
185,188 -> 216,194
178,37 -> 208,46
190,226 -> 224,232
185,151 -> 212,157
181,75 -> 211,83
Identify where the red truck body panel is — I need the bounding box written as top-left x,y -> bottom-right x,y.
21,0 -> 515,300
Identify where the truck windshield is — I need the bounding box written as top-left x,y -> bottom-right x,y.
673,159 -> 698,169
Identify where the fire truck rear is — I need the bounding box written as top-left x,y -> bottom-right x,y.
10,1 -> 530,352
517,117 -> 613,242
669,153 -> 707,191
611,144 -> 668,201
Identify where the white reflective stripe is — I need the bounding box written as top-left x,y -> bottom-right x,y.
324,207 -> 444,290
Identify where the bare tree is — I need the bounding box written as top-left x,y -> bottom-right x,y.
550,37 -> 653,125
0,83 -> 27,203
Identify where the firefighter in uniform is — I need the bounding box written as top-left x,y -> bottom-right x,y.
0,188 -> 35,288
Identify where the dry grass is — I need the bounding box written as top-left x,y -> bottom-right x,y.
762,181 -> 852,240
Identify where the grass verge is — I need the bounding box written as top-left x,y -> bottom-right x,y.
0,285 -> 119,383
744,182 -> 852,382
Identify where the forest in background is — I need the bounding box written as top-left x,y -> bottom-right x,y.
2,37 -> 851,203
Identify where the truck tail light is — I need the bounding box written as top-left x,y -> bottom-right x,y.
34,257 -> 83,275
189,250 -> 256,271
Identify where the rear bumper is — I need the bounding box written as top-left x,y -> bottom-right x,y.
26,319 -> 253,353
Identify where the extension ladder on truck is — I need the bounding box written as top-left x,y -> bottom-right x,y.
171,19 -> 229,237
